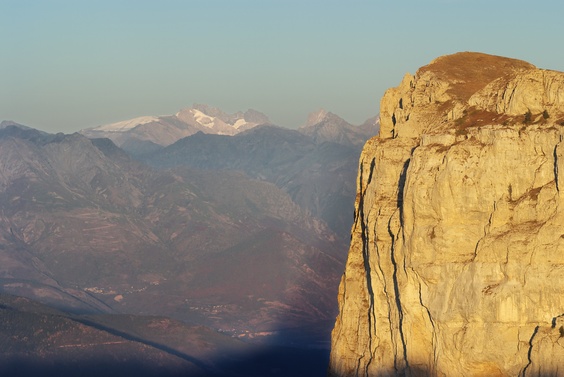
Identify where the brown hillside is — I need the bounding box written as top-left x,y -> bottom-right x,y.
417,51 -> 535,101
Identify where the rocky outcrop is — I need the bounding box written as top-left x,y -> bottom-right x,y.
329,52 -> 564,376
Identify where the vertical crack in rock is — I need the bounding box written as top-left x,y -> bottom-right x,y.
388,216 -> 409,374
522,325 -> 540,377
504,86 -> 517,110
554,143 -> 560,192
388,156 -> 412,373
415,274 -> 438,367
356,157 -> 377,374
359,208 -> 375,374
397,158 -> 410,229
367,158 -> 376,187
472,201 -> 496,262
375,209 -> 397,374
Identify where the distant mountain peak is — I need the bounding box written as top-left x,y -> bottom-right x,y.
243,109 -> 270,125
303,109 -> 351,129
0,120 -> 30,129
175,104 -> 270,133
185,104 -> 270,127
96,116 -> 160,132
190,103 -> 229,120
304,109 -> 330,127
80,104 -> 270,152
298,110 -> 378,147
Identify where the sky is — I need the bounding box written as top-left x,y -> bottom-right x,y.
2,0 -> 564,133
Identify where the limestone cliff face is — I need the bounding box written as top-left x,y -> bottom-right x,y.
329,52 -> 564,376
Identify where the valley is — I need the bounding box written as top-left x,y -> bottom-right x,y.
0,108 -> 378,376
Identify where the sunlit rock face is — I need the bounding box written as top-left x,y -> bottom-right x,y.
329,52 -> 564,376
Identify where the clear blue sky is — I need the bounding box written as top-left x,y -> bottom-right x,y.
2,0 -> 564,133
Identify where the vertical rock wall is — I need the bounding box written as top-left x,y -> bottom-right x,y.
329,52 -> 564,376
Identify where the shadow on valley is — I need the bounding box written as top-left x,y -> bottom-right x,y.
0,324 -> 332,377
5,357 -> 562,377
1,348 -> 330,377
0,289 -> 334,377
69,315 -> 334,377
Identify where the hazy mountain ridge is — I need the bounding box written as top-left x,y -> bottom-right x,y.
299,109 -> 379,147
79,105 -> 272,154
0,108 -> 377,376
0,126 -> 344,337
141,111 -> 378,239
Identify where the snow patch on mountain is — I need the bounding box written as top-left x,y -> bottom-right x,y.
233,119 -> 249,129
97,116 -> 159,132
190,109 -> 216,128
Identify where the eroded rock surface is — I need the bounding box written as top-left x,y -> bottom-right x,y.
329,52 -> 564,376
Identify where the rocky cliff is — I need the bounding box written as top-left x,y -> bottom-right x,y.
329,52 -> 564,376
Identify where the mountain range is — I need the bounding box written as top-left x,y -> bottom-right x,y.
80,104 -> 272,156
138,109 -> 378,239
0,107 -> 378,376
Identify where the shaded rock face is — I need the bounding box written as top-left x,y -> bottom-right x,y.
329,52 -> 564,376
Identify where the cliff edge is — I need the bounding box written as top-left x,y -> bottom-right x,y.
329,52 -> 564,376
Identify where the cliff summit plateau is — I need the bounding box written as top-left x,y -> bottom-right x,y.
329,52 -> 564,376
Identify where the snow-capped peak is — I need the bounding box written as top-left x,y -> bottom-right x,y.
190,109 -> 216,128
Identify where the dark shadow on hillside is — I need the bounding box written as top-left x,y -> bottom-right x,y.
4,355 -> 562,377
0,343 -> 330,377
184,313 -> 335,376
0,359 -> 194,377
74,315 -> 333,377
202,344 -> 330,377
0,295 -> 335,377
